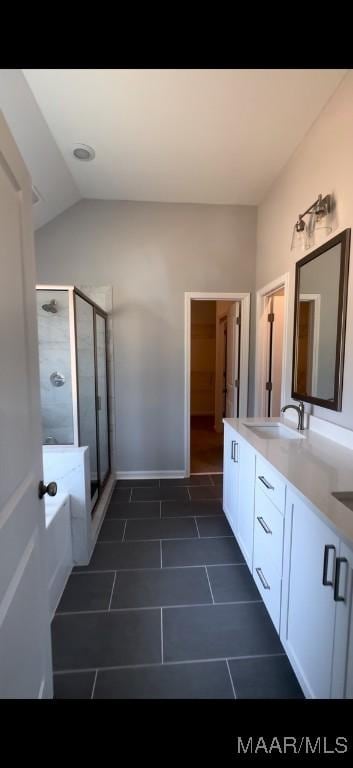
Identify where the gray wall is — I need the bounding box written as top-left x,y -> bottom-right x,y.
35,200 -> 257,472
256,70 -> 353,428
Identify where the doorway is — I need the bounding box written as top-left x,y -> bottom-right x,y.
185,292 -> 250,477
255,274 -> 289,418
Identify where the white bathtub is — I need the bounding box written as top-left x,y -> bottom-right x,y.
45,493 -> 73,618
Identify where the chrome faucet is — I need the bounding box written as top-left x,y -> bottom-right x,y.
281,401 -> 305,431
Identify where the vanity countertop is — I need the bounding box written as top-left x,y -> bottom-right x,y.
224,416 -> 353,545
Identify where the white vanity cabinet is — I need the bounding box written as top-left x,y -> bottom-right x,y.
223,422 -> 239,533
223,423 -> 255,569
253,476 -> 284,633
281,489 -> 339,698
330,539 -> 353,699
236,437 -> 256,569
223,419 -> 353,698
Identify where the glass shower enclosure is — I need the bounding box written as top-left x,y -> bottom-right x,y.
36,285 -> 110,512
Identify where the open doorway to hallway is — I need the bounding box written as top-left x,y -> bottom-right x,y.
190,299 -> 241,474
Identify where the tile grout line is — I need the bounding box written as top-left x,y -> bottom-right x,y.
73,561 -> 246,574
90,670 -> 98,699
129,488 -> 133,502
71,562 -> 248,577
108,571 -> 117,610
205,566 -> 215,604
160,540 -> 163,568
122,520 -> 128,542
226,659 -> 237,699
194,518 -> 201,538
106,513 -> 225,522
99,535 -> 234,543
187,487 -> 192,501
54,653 -> 287,676
161,608 -> 164,664
97,534 -> 234,544
56,599 -> 263,616
160,501 -> 162,519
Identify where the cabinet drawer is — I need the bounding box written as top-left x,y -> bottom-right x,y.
253,554 -> 281,632
254,486 -> 284,575
256,455 -> 285,513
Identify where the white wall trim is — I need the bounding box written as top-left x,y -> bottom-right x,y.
184,291 -> 250,477
115,470 -> 186,480
255,273 -> 290,417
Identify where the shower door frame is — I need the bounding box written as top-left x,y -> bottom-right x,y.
36,285 -> 111,511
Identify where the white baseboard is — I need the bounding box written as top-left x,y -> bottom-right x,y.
115,470 -> 187,480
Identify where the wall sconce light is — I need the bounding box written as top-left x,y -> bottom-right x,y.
291,193 -> 332,251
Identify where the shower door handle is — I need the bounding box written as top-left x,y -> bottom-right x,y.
38,481 -> 57,499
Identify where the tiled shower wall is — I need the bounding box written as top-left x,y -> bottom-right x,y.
37,289 -> 75,445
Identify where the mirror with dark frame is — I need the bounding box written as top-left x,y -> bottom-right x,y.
292,228 -> 351,411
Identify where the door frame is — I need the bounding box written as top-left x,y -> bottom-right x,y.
298,293 -> 321,396
255,273 -> 290,417
184,291 -> 250,476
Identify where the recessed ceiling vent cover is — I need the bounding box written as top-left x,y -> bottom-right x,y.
72,143 -> 95,161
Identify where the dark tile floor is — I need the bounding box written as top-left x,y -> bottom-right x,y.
52,474 -> 304,699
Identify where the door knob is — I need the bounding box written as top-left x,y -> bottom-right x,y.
38,480 -> 57,499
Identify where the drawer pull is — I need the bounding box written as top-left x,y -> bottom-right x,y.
258,475 -> 274,491
231,440 -> 239,463
322,544 -> 336,586
257,516 -> 272,534
334,557 -> 348,602
256,567 -> 270,590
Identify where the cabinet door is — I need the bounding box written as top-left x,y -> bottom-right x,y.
223,424 -> 238,535
281,490 -> 339,698
236,437 -> 255,570
331,540 -> 353,698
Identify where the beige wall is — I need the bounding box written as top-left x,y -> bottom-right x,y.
35,200 -> 256,471
190,301 -> 216,415
257,70 -> 353,428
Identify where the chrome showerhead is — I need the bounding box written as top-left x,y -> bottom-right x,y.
42,299 -> 58,314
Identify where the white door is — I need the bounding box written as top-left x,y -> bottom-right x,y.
270,293 -> 284,416
281,490 -> 338,698
264,292 -> 284,417
0,112 -> 53,697
225,302 -> 241,417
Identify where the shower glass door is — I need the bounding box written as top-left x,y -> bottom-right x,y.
75,294 -> 99,507
95,312 -> 110,486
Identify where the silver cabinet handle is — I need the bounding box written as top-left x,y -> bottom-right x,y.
257,516 -> 272,534
256,567 -> 270,590
322,544 -> 336,586
258,475 -> 274,491
231,440 -> 239,463
334,557 -> 348,602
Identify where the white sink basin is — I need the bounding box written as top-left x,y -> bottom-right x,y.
244,422 -> 305,440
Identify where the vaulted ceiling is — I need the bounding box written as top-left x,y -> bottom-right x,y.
0,69 -> 348,228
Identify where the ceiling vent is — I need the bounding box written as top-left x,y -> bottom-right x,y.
32,185 -> 41,205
